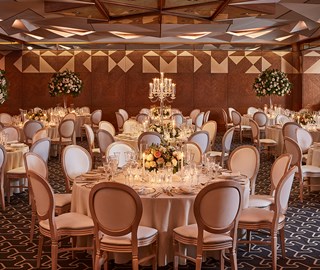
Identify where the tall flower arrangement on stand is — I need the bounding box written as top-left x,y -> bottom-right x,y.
0,69 -> 8,104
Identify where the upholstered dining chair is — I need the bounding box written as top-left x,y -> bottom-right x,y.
227,145 -> 260,195
275,114 -> 292,125
27,171 -> 94,270
98,120 -> 116,136
32,127 -> 48,144
194,112 -> 205,131
138,131 -> 162,151
105,141 -> 136,168
24,152 -> 72,242
5,137 -> 51,204
282,121 -> 301,142
238,166 -> 297,270
171,113 -> 184,127
115,111 -> 125,132
231,110 -> 251,143
181,142 -> 202,164
62,145 -> 92,193
89,182 -> 158,270
222,108 -> 233,131
201,120 -> 217,151
188,130 -> 210,154
0,112 -> 13,126
0,145 -> 7,211
118,108 -> 129,121
296,127 -> 313,163
173,181 -> 243,270
253,111 -> 268,138
23,120 -> 44,145
2,126 -> 20,142
228,107 -> 236,123
284,136 -> 320,202
247,106 -> 259,115
84,124 -> 100,167
62,112 -> 77,121
135,113 -> 149,124
90,109 -> 102,132
249,153 -> 292,208
207,127 -> 234,168
97,129 -> 115,159
51,118 -> 75,160
203,110 -> 210,123
189,109 -> 200,124
123,119 -> 141,133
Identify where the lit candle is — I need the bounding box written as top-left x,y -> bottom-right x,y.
142,153 -> 145,170
160,72 -> 164,81
149,83 -> 153,97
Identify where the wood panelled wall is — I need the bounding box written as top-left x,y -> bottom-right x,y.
1,49 -> 318,127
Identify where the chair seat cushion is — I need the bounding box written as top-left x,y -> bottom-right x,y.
239,208 -> 285,224
249,194 -> 274,208
100,225 -> 158,245
302,165 -> 320,174
51,137 -> 73,143
54,193 -> 72,207
7,166 -> 26,174
207,151 -> 229,158
92,148 -> 100,154
39,212 -> 93,230
260,138 -> 277,145
173,224 -> 232,244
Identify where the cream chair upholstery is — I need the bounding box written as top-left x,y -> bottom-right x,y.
182,142 -> 202,164
276,114 -> 292,125
90,109 -> 102,131
138,131 -> 162,151
171,113 -> 184,127
118,108 -> 129,121
84,124 -> 100,167
189,109 -> 200,124
135,113 -> 149,124
188,130 -> 210,154
296,128 -> 313,163
282,122 -> 301,143
98,120 -> 116,136
207,127 -> 234,168
253,111 -> 268,138
0,145 -> 7,211
115,112 -> 125,132
105,141 -> 136,168
204,110 -> 210,123
97,129 -> 115,159
51,119 -> 75,160
231,110 -> 251,143
238,166 -> 297,270
32,128 -> 48,144
227,145 -> 260,195
27,171 -> 94,270
284,136 -> 320,202
2,126 -> 20,142
62,145 -> 92,192
228,107 -> 236,122
63,112 -> 76,121
247,106 -> 259,115
201,120 -> 217,150
24,152 -> 72,242
249,153 -> 292,208
123,119 -> 141,133
222,108 -> 233,131
173,181 -> 242,270
0,113 -> 13,126
140,108 -> 150,115
23,120 -> 44,145
194,112 -> 205,131
89,182 -> 158,270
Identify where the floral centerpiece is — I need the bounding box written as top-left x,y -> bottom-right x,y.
0,69 -> 9,104
26,110 -> 48,121
149,122 -> 181,140
143,143 -> 182,173
292,112 -> 316,125
150,105 -> 171,120
253,68 -> 292,98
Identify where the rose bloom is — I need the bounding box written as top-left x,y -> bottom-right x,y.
157,157 -> 165,165
171,158 -> 178,167
145,161 -> 151,169
146,154 -> 154,161
150,161 -> 157,168
154,151 -> 162,158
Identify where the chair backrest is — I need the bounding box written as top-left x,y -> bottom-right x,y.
201,120 -> 217,150
195,112 -> 205,130
24,152 -> 48,179
97,129 -> 115,157
228,107 -> 236,122
63,113 -> 76,121
137,131 -> 162,150
123,119 -> 141,133
274,166 -> 297,216
194,181 -> 242,245
91,109 -> 102,126
62,145 -> 92,192
171,113 -> 184,127
139,108 -> 150,115
182,142 -> 202,164
115,112 -> 125,131
283,136 -> 302,168
106,142 -> 136,168
58,119 -> 75,140
23,120 -> 44,143
249,119 -> 260,146
270,153 -> 292,196
296,128 -> 313,154
222,127 -> 234,154
89,182 -> 142,241
0,113 -> 13,126
84,124 -> 95,153
0,145 -> 7,203
118,108 -> 129,121
282,122 -> 301,142
204,110 -> 210,123
247,107 -> 259,116
190,109 -> 200,124
2,126 -> 20,142
253,111 -> 268,127
188,130 -> 210,154
228,145 -> 260,194
231,110 -> 242,127
221,108 -> 230,130
30,137 -> 51,164
32,127 -> 48,144
275,114 -> 292,125
135,113 -> 149,124
99,120 -> 116,136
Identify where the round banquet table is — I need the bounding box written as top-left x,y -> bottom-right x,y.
306,145 -> 320,191
71,172 -> 250,266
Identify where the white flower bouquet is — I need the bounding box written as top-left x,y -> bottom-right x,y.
48,69 -> 83,97
253,68 -> 292,97
0,69 -> 8,104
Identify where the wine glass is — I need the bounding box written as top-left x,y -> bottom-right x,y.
107,155 -> 119,181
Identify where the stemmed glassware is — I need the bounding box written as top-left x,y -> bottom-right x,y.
105,155 -> 119,181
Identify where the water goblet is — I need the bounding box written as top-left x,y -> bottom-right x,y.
107,155 -> 119,181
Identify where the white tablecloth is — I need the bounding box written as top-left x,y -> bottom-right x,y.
306,146 -> 320,191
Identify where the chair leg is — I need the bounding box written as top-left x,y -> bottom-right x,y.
30,202 -> 37,242
0,184 -> 5,211
229,247 -> 238,270
51,240 -> 59,270
132,254 -> 139,270
299,177 -> 304,202
95,251 -> 102,270
37,235 -> 44,268
152,241 -> 158,270
173,239 -> 179,270
220,250 -> 225,270
5,176 -> 10,204
247,230 -> 252,251
195,255 -> 202,270
271,230 -> 277,270
279,227 -> 286,258
71,236 -> 77,259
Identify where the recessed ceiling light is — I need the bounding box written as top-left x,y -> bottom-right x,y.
27,46 -> 33,50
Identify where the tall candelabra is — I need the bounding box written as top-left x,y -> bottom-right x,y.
149,72 -> 176,123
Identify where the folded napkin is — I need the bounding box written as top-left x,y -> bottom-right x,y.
81,172 -> 102,180
179,185 -> 195,194
221,171 -> 241,177
10,143 -> 26,148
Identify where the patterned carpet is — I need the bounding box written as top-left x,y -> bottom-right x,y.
0,135 -> 319,270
